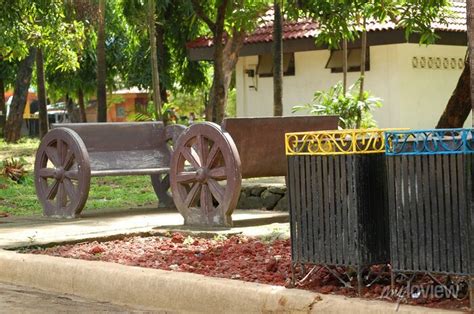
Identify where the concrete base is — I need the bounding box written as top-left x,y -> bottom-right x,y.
0,249 -> 457,313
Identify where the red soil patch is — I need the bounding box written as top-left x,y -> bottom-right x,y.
28,233 -> 470,311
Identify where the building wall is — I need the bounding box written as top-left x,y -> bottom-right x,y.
4,90 -> 38,118
236,43 -> 470,129
85,93 -> 149,122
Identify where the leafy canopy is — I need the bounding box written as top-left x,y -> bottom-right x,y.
191,0 -> 272,36
0,0 -> 84,71
289,0 -> 452,48
123,0 -> 209,93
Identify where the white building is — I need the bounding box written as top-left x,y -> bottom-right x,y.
188,1 -> 470,129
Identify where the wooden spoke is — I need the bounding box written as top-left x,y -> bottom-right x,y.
184,182 -> 201,208
209,167 -> 227,180
46,146 -> 60,167
57,139 -> 65,164
56,184 -> 67,209
65,170 -> 79,180
38,168 -> 55,178
196,135 -> 208,166
46,180 -> 60,200
63,149 -> 74,170
63,178 -> 77,203
176,171 -> 198,184
207,179 -> 224,204
200,184 -> 213,214
206,143 -> 220,168
181,147 -> 201,169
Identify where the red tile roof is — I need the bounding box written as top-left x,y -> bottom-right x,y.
187,1 -> 466,49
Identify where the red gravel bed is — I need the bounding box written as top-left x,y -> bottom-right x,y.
28,233 -> 469,311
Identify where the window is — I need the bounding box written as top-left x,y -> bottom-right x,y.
257,53 -> 295,77
116,105 -> 126,118
325,48 -> 370,73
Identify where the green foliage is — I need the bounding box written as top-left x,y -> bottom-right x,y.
0,0 -> 85,70
48,0 -> 131,100
192,0 -> 271,35
122,0 -> 210,94
288,0 -> 452,48
167,88 -> 208,119
128,101 -> 177,124
226,88 -> 237,118
0,59 -> 18,89
292,79 -> 382,129
0,157 -> 28,183
223,0 -> 271,33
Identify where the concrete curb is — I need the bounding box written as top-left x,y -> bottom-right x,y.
0,249 -> 458,313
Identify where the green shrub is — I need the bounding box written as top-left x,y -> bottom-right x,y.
292,78 -> 383,129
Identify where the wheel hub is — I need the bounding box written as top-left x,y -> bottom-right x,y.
54,167 -> 65,181
196,167 -> 208,183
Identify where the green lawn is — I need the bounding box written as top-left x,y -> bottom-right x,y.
0,139 -> 158,216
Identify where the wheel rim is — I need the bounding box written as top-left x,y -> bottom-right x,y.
170,122 -> 241,227
34,128 -> 90,217
151,124 -> 186,208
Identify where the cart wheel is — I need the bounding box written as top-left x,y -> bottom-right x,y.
34,128 -> 91,217
151,124 -> 186,208
170,122 -> 241,227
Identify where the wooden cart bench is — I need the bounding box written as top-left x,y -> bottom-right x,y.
34,122 -> 184,217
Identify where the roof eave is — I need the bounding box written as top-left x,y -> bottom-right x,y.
188,29 -> 467,61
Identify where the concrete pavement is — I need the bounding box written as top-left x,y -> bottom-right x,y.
0,282 -> 159,313
0,207 -> 289,249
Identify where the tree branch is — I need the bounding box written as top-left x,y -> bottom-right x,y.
191,0 -> 216,32
215,0 -> 229,34
214,0 -> 230,52
223,28 -> 245,72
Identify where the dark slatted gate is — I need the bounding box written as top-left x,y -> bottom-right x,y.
385,129 -> 474,276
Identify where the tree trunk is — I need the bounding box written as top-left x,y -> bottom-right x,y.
468,0 -> 474,126
357,19 -> 367,129
149,0 -> 162,121
65,94 -> 74,122
208,66 -> 229,122
342,38 -> 348,94
156,22 -> 168,104
0,76 -> 5,136
77,88 -> 87,122
208,32 -> 245,123
36,48 -> 49,138
273,0 -> 283,116
96,0 -> 107,122
4,47 -> 36,143
436,60 -> 471,128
